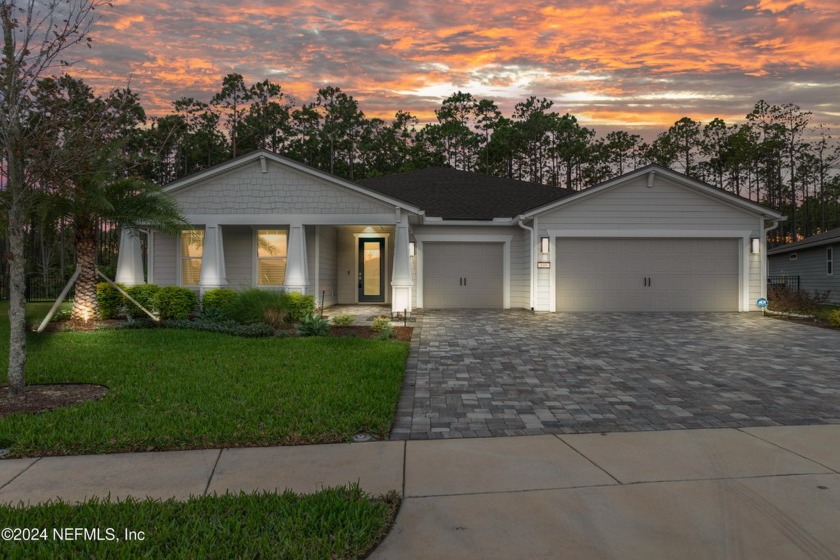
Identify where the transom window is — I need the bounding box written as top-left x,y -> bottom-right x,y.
828,247 -> 834,276
257,230 -> 287,286
180,230 -> 204,286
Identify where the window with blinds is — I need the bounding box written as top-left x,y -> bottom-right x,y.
181,230 -> 204,286
257,230 -> 287,286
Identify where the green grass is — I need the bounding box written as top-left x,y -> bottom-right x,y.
0,303 -> 409,457
0,484 -> 400,559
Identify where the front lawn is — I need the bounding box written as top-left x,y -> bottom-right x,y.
0,485 -> 399,560
0,303 -> 409,457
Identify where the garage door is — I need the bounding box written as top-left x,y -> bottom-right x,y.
424,242 -> 504,308
555,238 -> 739,312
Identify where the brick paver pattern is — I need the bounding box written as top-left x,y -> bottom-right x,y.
390,310 -> 840,440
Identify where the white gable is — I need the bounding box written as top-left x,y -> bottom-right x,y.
536,173 -> 762,231
170,158 -> 396,216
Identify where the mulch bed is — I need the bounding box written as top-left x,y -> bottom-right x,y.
0,384 -> 109,416
329,326 -> 413,341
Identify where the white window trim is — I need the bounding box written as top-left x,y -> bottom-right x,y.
177,228 -> 205,287
251,227 -> 289,289
828,247 -> 834,276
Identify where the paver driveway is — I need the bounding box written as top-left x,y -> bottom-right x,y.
391,310 -> 840,439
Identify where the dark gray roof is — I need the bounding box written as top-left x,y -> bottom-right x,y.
768,226 -> 840,255
359,167 -> 574,220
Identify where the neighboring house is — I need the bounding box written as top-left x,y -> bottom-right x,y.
115,149 -> 783,313
767,227 -> 840,304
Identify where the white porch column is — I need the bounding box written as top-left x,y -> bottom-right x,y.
285,224 -> 309,294
115,229 -> 145,286
391,212 -> 413,313
199,225 -> 227,292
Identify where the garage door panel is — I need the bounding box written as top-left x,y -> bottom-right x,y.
556,238 -> 739,312
424,243 -> 503,309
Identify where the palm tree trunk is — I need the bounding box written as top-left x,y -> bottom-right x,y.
71,236 -> 99,322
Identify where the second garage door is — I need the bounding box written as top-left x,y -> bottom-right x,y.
424,242 -> 504,308
555,238 -> 739,312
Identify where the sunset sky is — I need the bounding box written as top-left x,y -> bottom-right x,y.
73,0 -> 840,137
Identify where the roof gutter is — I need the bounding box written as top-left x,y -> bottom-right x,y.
516,216 -> 536,311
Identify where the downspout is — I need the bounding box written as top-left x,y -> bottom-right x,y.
517,217 -> 535,311
762,217 -> 785,299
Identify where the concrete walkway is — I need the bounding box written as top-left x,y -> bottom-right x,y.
2,426 -> 839,559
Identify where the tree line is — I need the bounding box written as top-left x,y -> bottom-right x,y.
134,75 -> 840,244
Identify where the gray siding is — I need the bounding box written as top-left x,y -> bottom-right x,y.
769,243 -> 839,304
317,226 -> 339,308
172,159 -> 393,216
222,226 -> 253,289
151,232 -> 176,286
538,176 -> 762,229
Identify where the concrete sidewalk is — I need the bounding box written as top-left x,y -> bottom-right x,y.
2,426 -> 839,559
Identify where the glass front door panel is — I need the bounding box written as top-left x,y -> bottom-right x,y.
363,241 -> 381,297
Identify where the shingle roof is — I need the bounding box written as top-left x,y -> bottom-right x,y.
359,167 -> 574,220
767,226 -> 840,255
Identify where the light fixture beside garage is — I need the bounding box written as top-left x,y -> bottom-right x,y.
409,242 -> 415,257
751,237 -> 760,254
540,237 -> 550,254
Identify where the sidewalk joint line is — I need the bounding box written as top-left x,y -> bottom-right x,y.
203,448 -> 224,496
554,434 -> 623,485
0,456 -> 42,492
736,427 -> 840,475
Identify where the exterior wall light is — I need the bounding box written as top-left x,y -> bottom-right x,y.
751,237 -> 760,254
409,242 -> 415,257
540,237 -> 550,254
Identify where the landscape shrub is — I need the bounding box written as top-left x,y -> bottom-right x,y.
330,313 -> 355,326
287,292 -> 316,322
96,282 -> 125,319
123,284 -> 160,319
371,316 -> 391,333
154,286 -> 198,320
227,288 -> 290,328
295,313 -> 330,337
201,288 -> 238,320
828,310 -> 840,328
767,285 -> 831,315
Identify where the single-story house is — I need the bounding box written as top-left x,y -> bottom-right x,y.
767,226 -> 839,304
115,149 -> 784,313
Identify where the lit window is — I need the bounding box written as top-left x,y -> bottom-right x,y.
181,230 -> 204,286
828,247 -> 834,276
257,230 -> 287,286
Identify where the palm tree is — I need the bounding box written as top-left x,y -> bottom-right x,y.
38,168 -> 186,322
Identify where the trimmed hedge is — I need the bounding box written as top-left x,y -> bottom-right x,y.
124,284 -> 161,319
163,318 -> 275,338
201,288 -> 238,320
287,292 -> 316,322
96,282 -> 125,319
154,286 -> 198,320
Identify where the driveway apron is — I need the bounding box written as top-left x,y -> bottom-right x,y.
390,310 -> 840,439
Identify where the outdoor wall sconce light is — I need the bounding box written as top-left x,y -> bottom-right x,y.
540,237 -> 550,254
409,242 -> 415,257
751,237 -> 760,254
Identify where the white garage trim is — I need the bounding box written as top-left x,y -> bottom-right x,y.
546,229 -> 751,312
414,234 -> 513,308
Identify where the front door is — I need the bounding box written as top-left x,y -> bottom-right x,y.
358,238 -> 386,302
